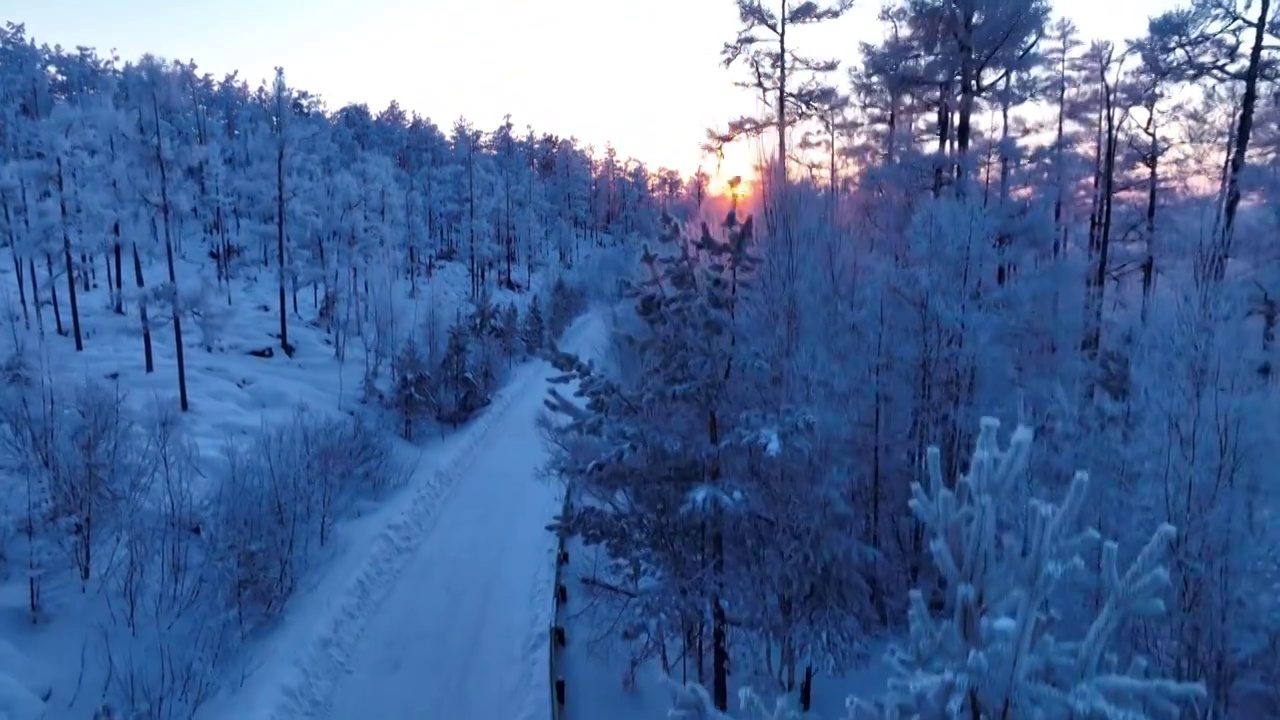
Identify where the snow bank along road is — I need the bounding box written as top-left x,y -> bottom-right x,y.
253,313 -> 607,720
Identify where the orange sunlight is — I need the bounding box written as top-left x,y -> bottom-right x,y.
701,138 -> 769,202
708,173 -> 753,202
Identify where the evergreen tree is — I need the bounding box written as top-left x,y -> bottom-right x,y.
522,295 -> 546,355
389,339 -> 433,440
436,311 -> 484,427
848,418 -> 1206,720
499,302 -> 520,364
469,289 -> 503,392
470,287 -> 501,338
548,276 -> 583,338
546,212 -> 788,711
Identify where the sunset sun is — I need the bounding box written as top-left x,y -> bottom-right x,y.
710,173 -> 752,202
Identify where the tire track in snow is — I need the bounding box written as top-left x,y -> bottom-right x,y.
257,311 -> 605,720
262,366 -> 540,720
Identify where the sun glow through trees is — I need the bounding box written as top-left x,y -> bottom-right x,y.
709,172 -> 751,202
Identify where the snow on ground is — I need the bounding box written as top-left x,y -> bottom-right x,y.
0,252 -> 537,465
0,247 -> 560,718
205,311 -> 609,720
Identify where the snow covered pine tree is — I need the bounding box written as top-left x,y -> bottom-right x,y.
436,311 -> 485,427
849,418 -> 1205,720
390,339 -> 433,439
546,211 -> 794,712
523,295 -> 546,356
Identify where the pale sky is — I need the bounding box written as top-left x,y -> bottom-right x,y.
4,0 -> 1177,185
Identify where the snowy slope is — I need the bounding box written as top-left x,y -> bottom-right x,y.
0,244 -> 569,718
211,312 -> 608,720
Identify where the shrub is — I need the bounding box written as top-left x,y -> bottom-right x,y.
210,409 -> 407,632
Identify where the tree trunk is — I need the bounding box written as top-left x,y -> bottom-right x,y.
153,91 -> 189,410
1213,0 -> 1270,283
3,201 -> 29,327
799,664 -> 815,712
25,459 -> 40,621
1081,69 -> 1119,402
102,250 -> 112,302
955,32 -> 976,195
776,13 -> 788,174
998,75 -> 1012,202
870,295 -> 887,620
277,143 -> 292,357
109,135 -> 126,314
711,537 -> 729,711
46,253 -> 64,336
132,242 -> 154,374
934,81 -> 951,195
1052,77 -> 1067,259
28,257 -> 43,334
1141,112 -> 1158,324
708,407 -> 729,711
56,158 -> 83,351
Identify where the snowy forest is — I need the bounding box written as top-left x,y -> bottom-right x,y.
0,18 -> 670,718
542,0 -> 1280,718
1,0 -> 1279,714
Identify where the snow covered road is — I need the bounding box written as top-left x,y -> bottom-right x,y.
216,312 -> 607,720
319,314 -> 606,720
319,385 -> 557,719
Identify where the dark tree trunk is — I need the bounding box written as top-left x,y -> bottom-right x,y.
56,158 -> 83,351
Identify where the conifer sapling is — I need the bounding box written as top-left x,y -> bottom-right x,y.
849,417 -> 1206,720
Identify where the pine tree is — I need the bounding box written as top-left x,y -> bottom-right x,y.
548,276 -> 583,338
389,339 -> 433,440
499,302 -> 520,364
522,295 -> 546,355
470,287 -> 501,338
546,212 -> 768,711
848,417 -> 1206,720
436,312 -> 483,428
469,289 -> 503,392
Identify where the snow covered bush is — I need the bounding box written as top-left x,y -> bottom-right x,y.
210,408 -> 406,631
847,417 -> 1206,720
308,411 -> 406,543
358,260 -> 402,378
564,241 -> 636,305
0,380 -> 144,593
667,680 -> 805,719
191,274 -> 233,351
0,375 -> 55,622
98,402 -> 232,720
